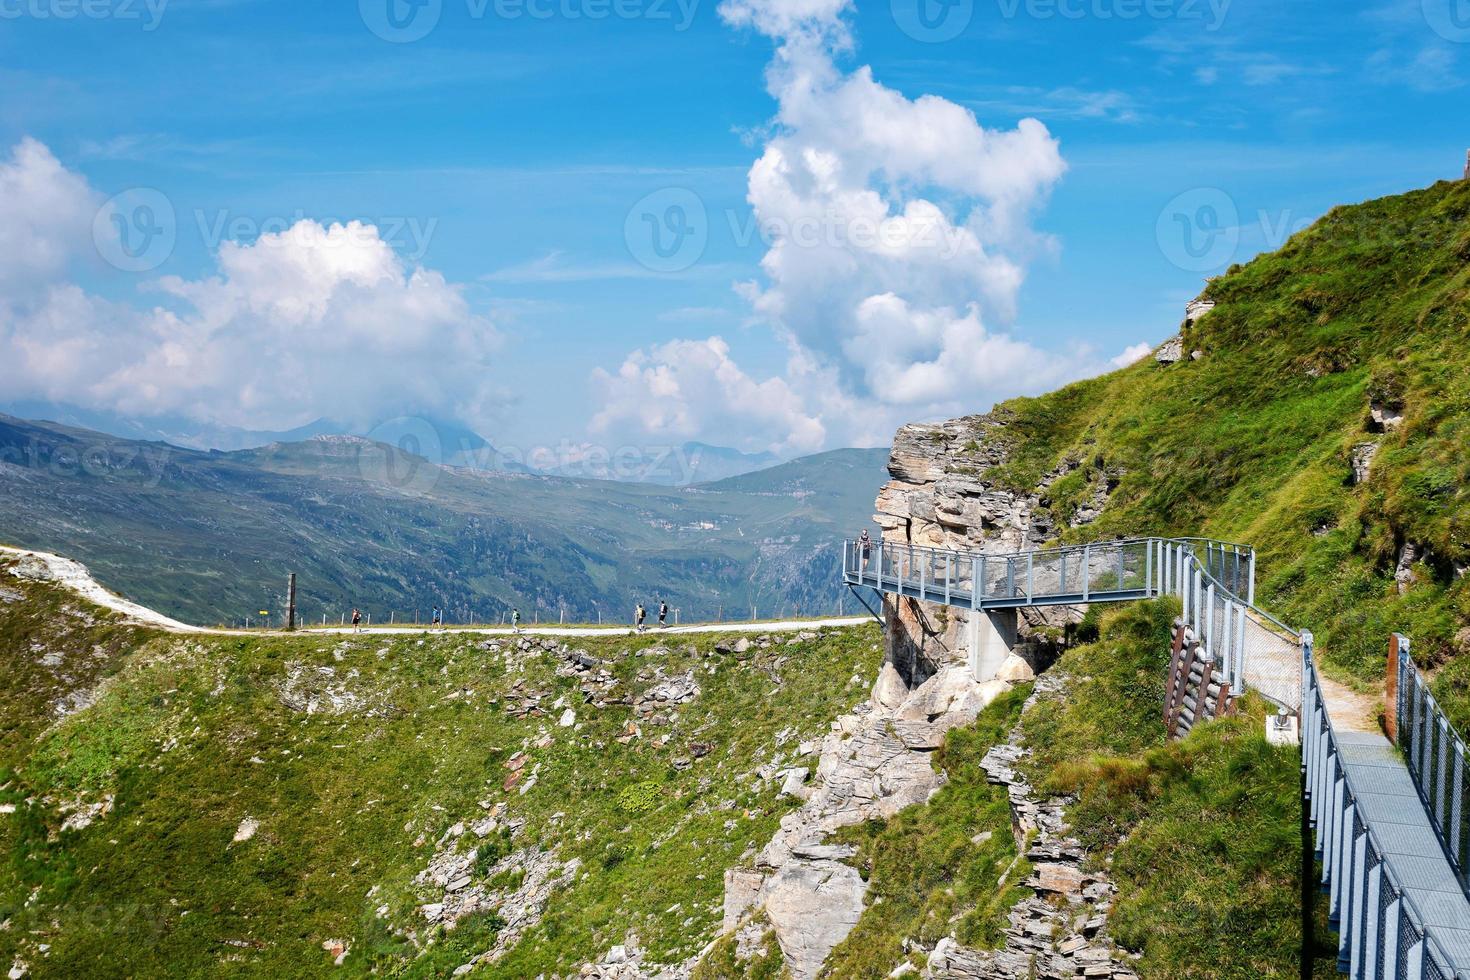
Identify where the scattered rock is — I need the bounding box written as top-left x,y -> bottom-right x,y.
928,675 -> 1136,979
232,817 -> 259,844
1396,542 -> 1424,595
1370,400 -> 1405,433
1154,336 -> 1184,365
1350,442 -> 1379,486
1185,297 -> 1216,323
321,939 -> 349,967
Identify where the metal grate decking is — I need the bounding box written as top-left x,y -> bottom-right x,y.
846,535 -> 1470,973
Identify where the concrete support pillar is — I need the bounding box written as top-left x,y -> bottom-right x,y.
969,607 -> 1018,682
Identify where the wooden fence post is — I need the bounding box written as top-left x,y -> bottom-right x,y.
1386,633 -> 1405,744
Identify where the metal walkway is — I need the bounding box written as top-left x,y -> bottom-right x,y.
1306,645 -> 1470,977
845,534 -> 1470,976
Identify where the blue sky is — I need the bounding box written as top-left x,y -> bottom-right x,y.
1,0 -> 1467,461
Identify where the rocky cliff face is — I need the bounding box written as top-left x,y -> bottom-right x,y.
714,415 -> 1082,978
872,411 -> 1105,688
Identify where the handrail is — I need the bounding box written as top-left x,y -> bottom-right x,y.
1397,641 -> 1470,902
844,534 -> 1274,704
1303,637 -> 1470,978
843,530 -> 1470,971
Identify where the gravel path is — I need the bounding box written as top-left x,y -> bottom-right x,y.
0,545 -> 871,639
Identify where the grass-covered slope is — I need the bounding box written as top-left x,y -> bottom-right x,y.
967,178 -> 1470,696
1020,601 -> 1335,979
0,559 -> 883,978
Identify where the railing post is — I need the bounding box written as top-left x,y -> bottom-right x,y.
1026,553 -> 1034,599
919,549 -> 927,599
1221,600 -> 1234,691
1181,558 -> 1191,621
972,557 -> 981,610
1205,583 -> 1215,656
1248,549 -> 1257,606
1386,633 -> 1407,744
1145,539 -> 1154,596
876,542 -> 884,589
1233,602 -> 1246,696
1193,568 -> 1203,632
945,554 -> 952,605
1082,545 -> 1091,602
1117,545 -> 1125,592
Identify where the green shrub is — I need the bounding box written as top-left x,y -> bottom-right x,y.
616,781 -> 663,815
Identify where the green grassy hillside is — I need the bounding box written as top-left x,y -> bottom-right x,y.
0,557 -> 883,978
1019,601 -> 1335,978
964,178 -> 1470,704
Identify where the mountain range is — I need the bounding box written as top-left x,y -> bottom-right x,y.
0,414 -> 889,627
0,402 -> 782,486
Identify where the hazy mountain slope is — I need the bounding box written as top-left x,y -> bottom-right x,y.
0,417 -> 887,627
929,178 -> 1470,703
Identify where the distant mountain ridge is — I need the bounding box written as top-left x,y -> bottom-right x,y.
0,413 -> 890,626
0,401 -> 789,485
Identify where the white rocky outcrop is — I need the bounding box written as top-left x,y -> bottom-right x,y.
720,651 -> 1016,978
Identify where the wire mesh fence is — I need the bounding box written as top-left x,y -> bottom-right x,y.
1304,645 -> 1470,978
1400,646 -> 1470,899
844,535 -> 1292,709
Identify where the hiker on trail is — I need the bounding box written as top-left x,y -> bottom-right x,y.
432,607 -> 442,629
635,603 -> 647,633
512,608 -> 522,634
351,608 -> 362,634
658,601 -> 669,628
859,529 -> 872,572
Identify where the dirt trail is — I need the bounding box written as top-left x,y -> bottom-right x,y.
1317,673 -> 1382,734
0,545 -> 871,639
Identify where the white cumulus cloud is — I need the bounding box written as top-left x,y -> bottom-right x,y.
0,139 -> 505,435
590,336 -> 826,456
1110,342 -> 1154,369
594,0 -> 1119,454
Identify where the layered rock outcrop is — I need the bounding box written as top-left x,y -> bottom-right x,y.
715,417 -> 1073,978
720,659 -> 1018,979
926,675 -> 1138,979
873,413 -> 1096,686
